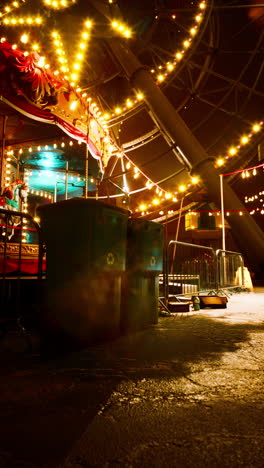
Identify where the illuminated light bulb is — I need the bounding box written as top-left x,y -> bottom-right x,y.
253,168 -> 257,176
12,44 -> 18,49
176,52 -> 183,60
240,135 -> 249,145
20,33 -> 29,44
126,162 -> 131,170
165,192 -> 172,199
191,176 -> 199,184
136,92 -> 144,100
152,198 -> 160,206
195,15 -> 202,22
37,56 -> 45,67
246,171 -> 250,178
239,211 -> 243,216
124,29 -> 132,38
183,40 -> 191,48
166,63 -> 174,71
252,123 -> 261,133
115,107 -> 122,114
199,2 -> 206,9
157,74 -> 165,82
139,203 -> 147,212
242,172 -> 245,179
216,158 -> 224,167
84,19 -> 92,29
228,147 -> 237,156
226,212 -> 230,216
103,113 -> 110,120
32,43 -> 40,51
70,73 -> 78,81
126,99 -> 133,108
190,27 -> 197,36
179,184 -> 186,192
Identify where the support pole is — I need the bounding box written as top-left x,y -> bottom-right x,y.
0,115 -> 7,194
65,161 -> 69,200
85,104 -> 90,199
106,38 -> 264,276
220,174 -> 225,252
54,180 -> 57,203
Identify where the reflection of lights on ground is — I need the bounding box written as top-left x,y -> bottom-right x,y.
173,290 -> 264,325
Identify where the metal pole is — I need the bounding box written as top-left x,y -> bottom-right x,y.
85,103 -> 90,199
54,180 -> 57,203
65,161 -> 69,200
0,115 -> 7,194
220,174 -> 226,251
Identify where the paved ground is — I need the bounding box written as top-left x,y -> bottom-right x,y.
0,289 -> 264,467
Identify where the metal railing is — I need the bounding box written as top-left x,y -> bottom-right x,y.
0,207 -> 45,338
216,249 -> 244,291
161,240 -> 245,305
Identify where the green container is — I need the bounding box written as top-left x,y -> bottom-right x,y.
37,198 -> 128,346
121,218 -> 164,333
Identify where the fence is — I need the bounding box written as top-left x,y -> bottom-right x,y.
161,240 -> 245,304
0,208 -> 45,335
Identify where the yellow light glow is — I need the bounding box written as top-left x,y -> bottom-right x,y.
20,33 -> 29,44
229,147 -> 237,156
252,123 -> 261,133
176,52 -> 183,60
153,198 -> 160,206
165,192 -> 172,199
240,135 -> 249,145
70,100 -> 78,111
136,92 -> 144,100
115,107 -> 122,114
139,203 -> 147,212
183,40 -> 191,48
157,74 -> 165,82
111,19 -> 132,38
167,63 -> 174,71
191,176 -> 199,184
179,184 -> 186,192
216,158 -> 224,167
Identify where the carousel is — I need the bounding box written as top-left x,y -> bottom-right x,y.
0,0 -> 264,278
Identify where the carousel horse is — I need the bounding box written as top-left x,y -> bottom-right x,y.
0,180 -> 27,241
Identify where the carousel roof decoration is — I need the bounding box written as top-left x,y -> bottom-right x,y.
0,40 -> 112,170
0,0 -> 263,224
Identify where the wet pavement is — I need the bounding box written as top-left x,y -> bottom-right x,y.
0,289 -> 264,467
